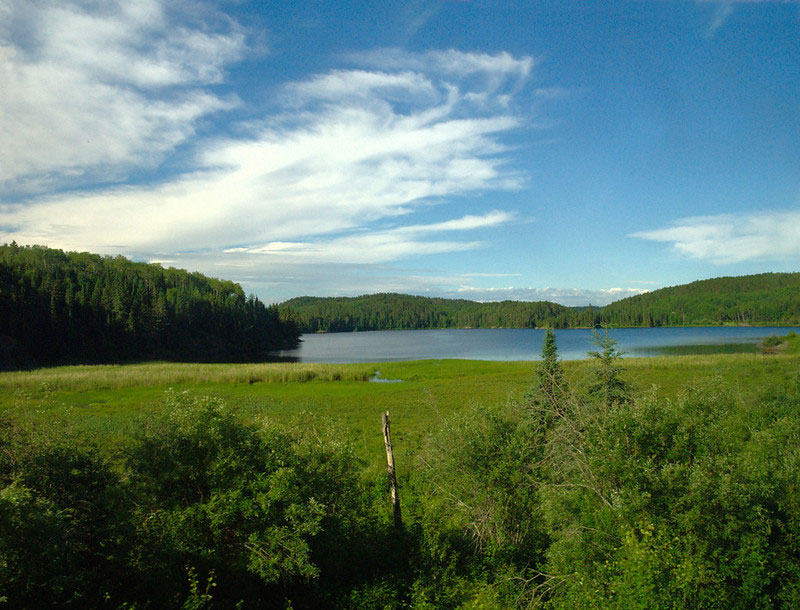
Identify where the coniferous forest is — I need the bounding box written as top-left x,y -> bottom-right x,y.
0,244 -> 299,369
280,272 -> 800,333
4,243 -> 798,371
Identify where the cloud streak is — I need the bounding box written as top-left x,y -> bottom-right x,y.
0,0 -> 244,195
224,211 -> 515,264
1,7 -> 534,292
632,209 -> 800,264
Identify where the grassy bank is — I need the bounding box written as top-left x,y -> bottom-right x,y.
3,353 -> 799,471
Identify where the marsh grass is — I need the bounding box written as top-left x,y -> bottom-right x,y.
0,361 -> 376,392
2,354 -> 799,468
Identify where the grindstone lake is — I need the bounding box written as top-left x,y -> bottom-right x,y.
277,326 -> 800,363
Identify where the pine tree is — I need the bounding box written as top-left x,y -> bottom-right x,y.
537,329 -> 563,405
527,328 -> 566,433
587,328 -> 631,408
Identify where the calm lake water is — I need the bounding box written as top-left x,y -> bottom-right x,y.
276,326 -> 800,363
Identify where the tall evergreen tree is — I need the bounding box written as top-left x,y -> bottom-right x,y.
537,329 -> 564,406
587,328 -> 631,408
527,328 -> 567,436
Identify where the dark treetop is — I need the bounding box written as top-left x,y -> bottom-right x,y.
0,243 -> 299,368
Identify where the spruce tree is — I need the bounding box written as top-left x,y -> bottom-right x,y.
538,329 -> 563,404
528,328 -> 566,430
587,328 -> 631,407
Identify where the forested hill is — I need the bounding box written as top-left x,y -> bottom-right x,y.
600,272 -> 800,327
0,244 -> 299,368
280,273 -> 800,332
279,293 -> 597,332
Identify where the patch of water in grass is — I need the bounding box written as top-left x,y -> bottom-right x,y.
370,370 -> 403,383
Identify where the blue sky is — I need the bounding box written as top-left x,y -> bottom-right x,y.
1,0 -> 798,305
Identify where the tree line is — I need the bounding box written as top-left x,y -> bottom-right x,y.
0,243 -> 299,368
279,293 -> 596,332
280,273 -> 800,332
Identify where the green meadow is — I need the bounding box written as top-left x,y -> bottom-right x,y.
4,349 -> 800,607
3,352 -> 799,471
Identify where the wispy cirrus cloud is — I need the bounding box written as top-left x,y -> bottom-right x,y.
696,0 -> 800,36
632,209 -> 800,264
224,211 -> 515,264
0,0 -> 244,195
1,7 -> 535,293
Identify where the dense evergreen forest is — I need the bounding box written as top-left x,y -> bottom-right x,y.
280,293 -> 594,332
601,273 -> 800,326
0,244 -> 299,368
280,272 -> 800,332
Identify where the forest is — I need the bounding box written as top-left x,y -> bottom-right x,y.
280,272 -> 800,332
280,294 -> 582,332
4,244 -> 798,370
0,244 -> 299,369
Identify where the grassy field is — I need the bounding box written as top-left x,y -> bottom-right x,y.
2,353 -> 799,472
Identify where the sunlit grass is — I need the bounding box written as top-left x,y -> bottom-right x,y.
2,353 -> 799,470
0,361 -> 376,392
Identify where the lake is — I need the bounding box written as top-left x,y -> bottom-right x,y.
276,327 -> 800,363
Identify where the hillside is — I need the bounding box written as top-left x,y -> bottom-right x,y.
280,273 -> 800,332
279,292 -> 595,332
602,272 -> 800,326
0,243 -> 299,368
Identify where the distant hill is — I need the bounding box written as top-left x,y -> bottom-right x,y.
600,272 -> 800,327
280,293 -> 597,332
280,273 -> 800,332
0,243 -> 299,368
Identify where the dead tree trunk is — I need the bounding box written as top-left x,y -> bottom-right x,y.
382,411 -> 402,528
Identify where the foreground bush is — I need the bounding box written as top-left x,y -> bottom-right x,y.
410,340 -> 800,608
0,393 -> 401,608
537,378 -> 800,608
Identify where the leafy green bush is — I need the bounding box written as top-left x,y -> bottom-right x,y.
0,419 -> 131,606
541,380 -> 800,608
125,391 -> 394,607
411,401 -> 549,607
0,394 -> 402,608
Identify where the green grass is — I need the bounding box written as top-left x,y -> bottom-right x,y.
3,354 -> 799,472
0,361 -> 376,391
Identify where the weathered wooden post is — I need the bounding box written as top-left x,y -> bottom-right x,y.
381,411 -> 402,528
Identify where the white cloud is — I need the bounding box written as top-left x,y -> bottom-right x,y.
287,70 -> 438,104
219,211 -> 514,264
350,48 -> 534,111
534,87 -> 570,100
393,210 -> 515,233
443,285 -> 650,307
698,0 -> 800,36
354,48 -> 534,82
0,0 -> 243,193
631,210 -> 800,264
1,46 -> 532,272
707,1 -> 735,36
0,0 -> 541,302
